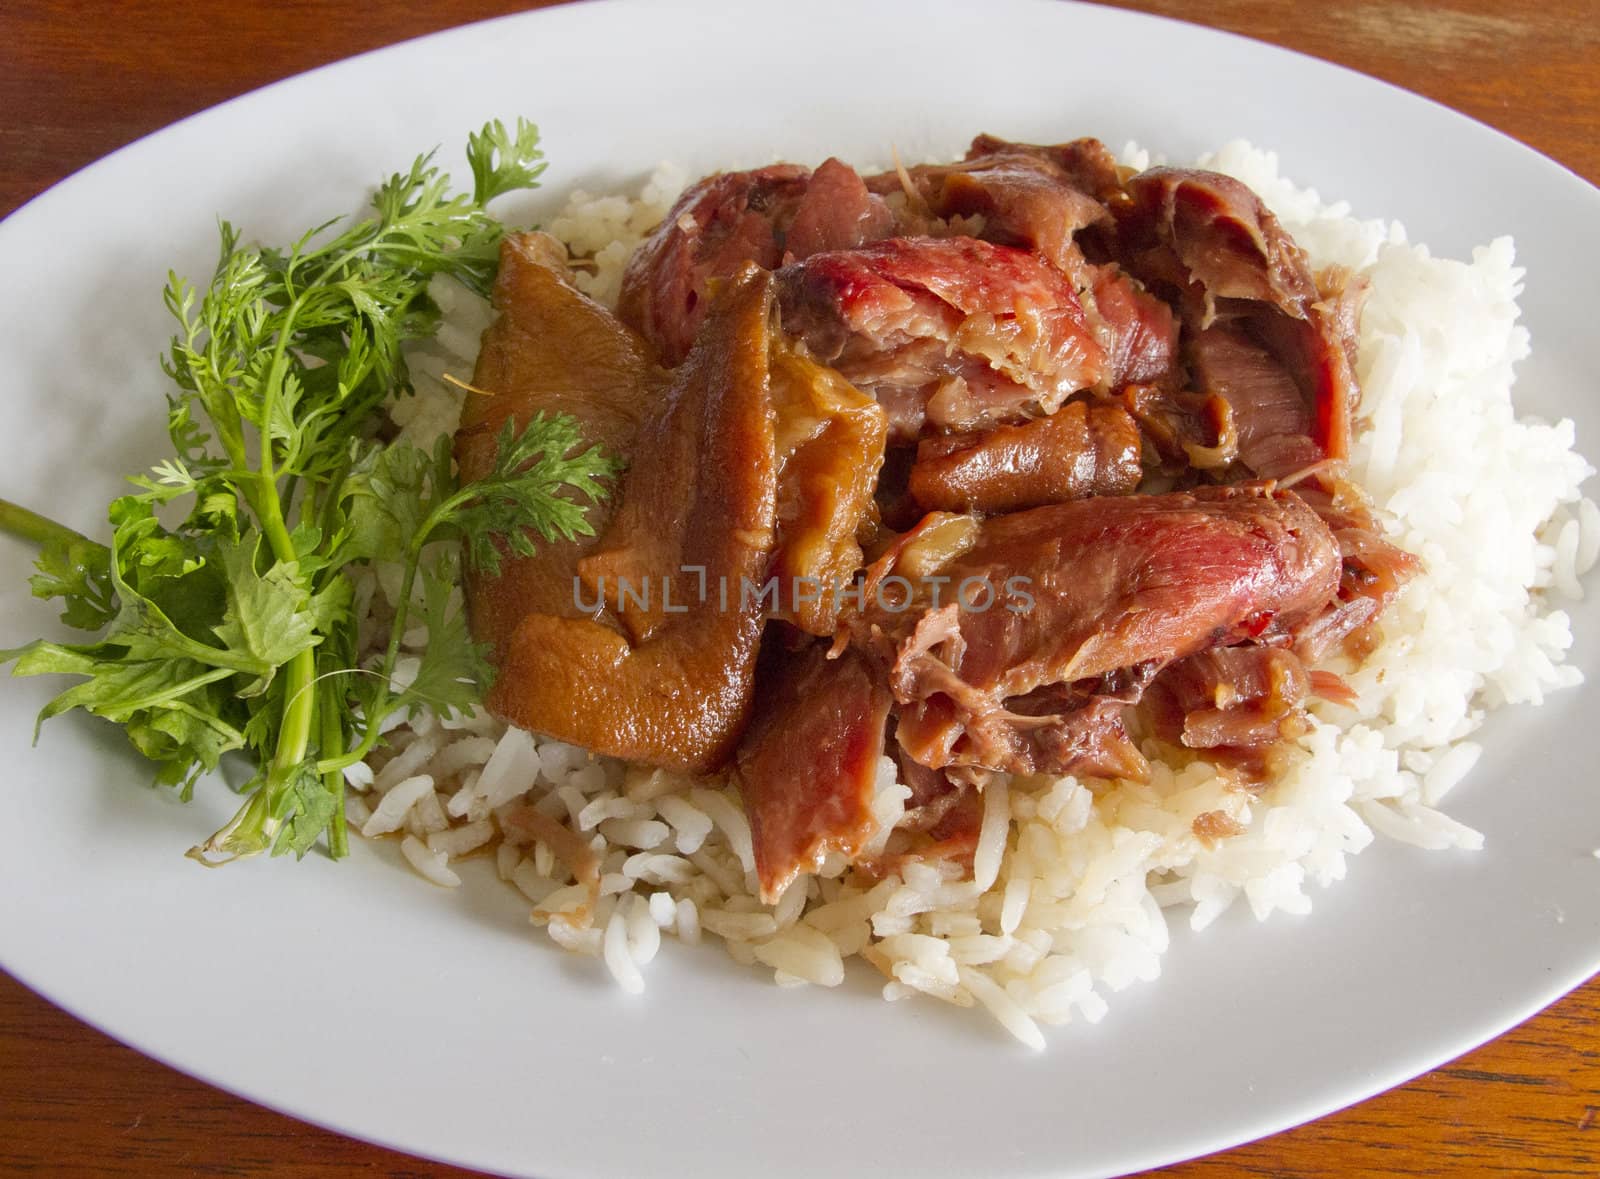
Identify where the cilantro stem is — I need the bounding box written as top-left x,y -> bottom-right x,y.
316,486 -> 478,780
380,555 -> 426,689
0,499 -> 109,561
108,665 -> 239,715
373,488 -> 466,689
315,724 -> 381,777
254,300 -> 317,794
319,674 -> 348,859
189,789 -> 272,867
246,224 -> 435,833
271,652 -> 317,769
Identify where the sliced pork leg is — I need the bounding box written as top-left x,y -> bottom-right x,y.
619,160 -> 890,364
766,340 -> 889,635
458,232 -> 659,655
907,400 -> 1141,514
1119,167 -> 1363,479
736,641 -> 894,903
855,485 -> 1343,780
777,235 -> 1106,440
869,145 -> 1109,274
485,266 -> 779,773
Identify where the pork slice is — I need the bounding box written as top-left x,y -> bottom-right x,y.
1291,480 -> 1423,660
854,486 -> 1342,781
1122,167 -> 1317,319
458,232 -> 658,654
1187,323 -> 1326,480
1087,264 -> 1179,392
488,266 -> 780,773
777,235 -> 1105,440
1118,167 -> 1364,476
735,640 -> 894,903
1144,646 -> 1314,752
1120,382 -> 1239,473
969,135 -> 1125,196
907,400 -> 1141,514
785,157 -> 896,261
766,339 -> 889,635
935,485 -> 1339,691
1248,269 -> 1368,468
869,148 -> 1108,274
869,135 -> 1127,263
619,160 -> 890,365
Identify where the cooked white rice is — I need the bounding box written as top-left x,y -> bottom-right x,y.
364,143 -> 1597,1048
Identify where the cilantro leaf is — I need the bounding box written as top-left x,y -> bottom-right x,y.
30,534 -> 116,631
271,762 -> 340,859
209,534 -> 333,691
10,642 -> 244,796
467,118 -> 548,207
334,437 -> 437,566
392,556 -> 491,719
450,414 -> 624,576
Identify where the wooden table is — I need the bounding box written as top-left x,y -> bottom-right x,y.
3,1 -> 1597,1174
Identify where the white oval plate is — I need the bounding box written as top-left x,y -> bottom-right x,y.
2,2 -> 1597,1176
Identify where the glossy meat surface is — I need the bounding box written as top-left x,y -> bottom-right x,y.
1292,480 -> 1423,660
767,340 -> 889,634
1120,167 -> 1362,479
619,160 -> 890,365
1088,264 -> 1179,392
1145,645 -> 1314,751
776,236 -> 1105,439
1123,167 -> 1317,318
965,135 -> 1128,212
870,140 -> 1110,274
736,641 -> 893,902
907,400 -> 1141,514
1188,324 -> 1325,479
862,486 -> 1342,779
483,267 -> 780,772
786,157 -> 897,260
459,232 -> 658,656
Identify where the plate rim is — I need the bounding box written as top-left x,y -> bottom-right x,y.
3,3 -> 1598,1177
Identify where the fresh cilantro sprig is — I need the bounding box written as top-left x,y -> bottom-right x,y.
0,119 -> 615,864
453,413 -> 621,574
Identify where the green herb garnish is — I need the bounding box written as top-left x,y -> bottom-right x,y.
0,120 -> 620,864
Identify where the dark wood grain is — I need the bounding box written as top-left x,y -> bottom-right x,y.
1094,0 -> 1600,188
2,1 -> 1597,1175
